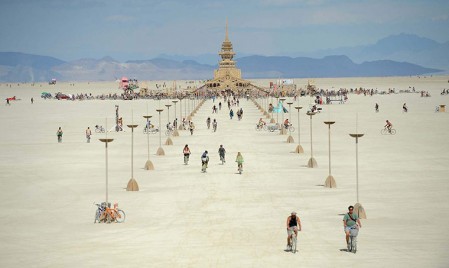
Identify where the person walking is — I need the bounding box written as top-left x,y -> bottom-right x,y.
86,127 -> 92,143
235,152 -> 244,173
31,97 -> 34,104
57,127 -> 63,143
218,145 -> 226,163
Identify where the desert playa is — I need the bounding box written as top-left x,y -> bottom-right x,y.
1,76 -> 449,267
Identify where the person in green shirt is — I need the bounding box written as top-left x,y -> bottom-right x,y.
235,152 -> 244,173
343,205 -> 362,246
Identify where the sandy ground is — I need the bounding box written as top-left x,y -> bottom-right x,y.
1,76 -> 449,267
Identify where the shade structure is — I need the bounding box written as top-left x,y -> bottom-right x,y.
126,178 -> 139,191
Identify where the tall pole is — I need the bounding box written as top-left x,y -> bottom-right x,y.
99,118 -> 113,204
295,106 -> 304,153
286,102 -> 294,142
165,104 -> 173,145
324,121 -> 336,188
172,100 -> 179,136
126,111 -> 139,191
349,133 -> 366,218
156,109 -> 165,155
280,98 -> 286,135
307,112 -> 317,168
143,114 -> 153,170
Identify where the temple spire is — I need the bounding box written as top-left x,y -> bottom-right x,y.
225,18 -> 229,41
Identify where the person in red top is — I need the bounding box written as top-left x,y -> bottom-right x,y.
183,144 -> 191,165
385,120 -> 392,132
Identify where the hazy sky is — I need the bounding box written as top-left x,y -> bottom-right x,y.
1,0 -> 448,61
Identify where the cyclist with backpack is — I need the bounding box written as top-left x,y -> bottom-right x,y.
201,151 -> 209,172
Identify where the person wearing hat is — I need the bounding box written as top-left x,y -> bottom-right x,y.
286,211 -> 301,251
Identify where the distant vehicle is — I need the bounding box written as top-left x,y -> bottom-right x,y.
49,79 -> 57,85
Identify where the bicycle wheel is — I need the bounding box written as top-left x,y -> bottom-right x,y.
263,125 -> 267,131
94,209 -> 100,223
381,129 -> 387,135
116,209 -> 126,223
289,126 -> 295,132
106,212 -> 113,223
390,129 -> 396,135
292,234 -> 297,253
165,130 -> 170,136
352,236 -> 357,253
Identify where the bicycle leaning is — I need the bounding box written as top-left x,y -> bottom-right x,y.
94,202 -> 125,223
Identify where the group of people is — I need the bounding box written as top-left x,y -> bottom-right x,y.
182,144 -> 244,173
206,117 -> 218,132
285,206 -> 361,252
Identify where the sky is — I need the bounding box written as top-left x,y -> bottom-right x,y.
1,0 -> 448,62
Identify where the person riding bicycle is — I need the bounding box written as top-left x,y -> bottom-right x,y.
183,144 -> 191,164
166,122 -> 173,131
286,211 -> 301,251
375,103 -> 379,112
235,152 -> 244,172
258,118 -> 266,129
218,145 -> 226,163
201,151 -> 209,172
206,117 -> 211,129
284,119 -> 291,129
212,119 -> 217,132
343,206 -> 362,247
384,120 -> 392,132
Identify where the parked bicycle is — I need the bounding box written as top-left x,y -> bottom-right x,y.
95,125 -> 105,133
381,127 -> 396,135
94,202 -> 125,223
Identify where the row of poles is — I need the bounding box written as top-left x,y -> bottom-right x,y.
252,95 -> 366,219
99,97 -> 206,205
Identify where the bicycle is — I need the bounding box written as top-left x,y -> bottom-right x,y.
284,124 -> 295,132
184,154 -> 190,165
94,202 -> 125,223
289,230 -> 298,253
237,164 -> 243,174
165,128 -> 174,136
255,124 -> 267,131
220,154 -> 225,165
347,225 -> 359,253
143,126 -> 159,134
213,123 -> 217,132
95,125 -> 105,133
381,127 -> 396,135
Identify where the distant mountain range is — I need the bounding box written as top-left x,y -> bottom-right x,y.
298,33 -> 449,70
0,33 -> 445,82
